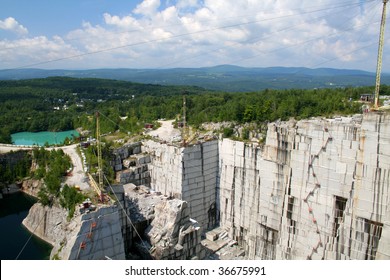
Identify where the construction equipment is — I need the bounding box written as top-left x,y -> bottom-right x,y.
374,0 -> 389,109
87,111 -> 106,202
95,111 -> 104,192
88,173 -> 103,199
182,94 -> 188,146
181,93 -> 204,146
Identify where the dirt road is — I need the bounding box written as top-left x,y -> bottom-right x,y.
147,120 -> 181,142
61,144 -> 90,190
0,143 -> 90,191
0,144 -> 35,154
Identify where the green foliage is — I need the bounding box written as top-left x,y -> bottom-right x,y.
32,148 -> 71,178
0,77 -> 383,144
242,128 -> 250,140
44,172 -> 61,196
223,127 -> 234,138
84,142 -> 115,183
63,137 -> 71,145
195,87 -> 363,123
0,127 -> 11,143
59,184 -> 84,219
30,148 -> 72,205
13,155 -> 31,180
0,165 -> 13,184
34,166 -> 46,179
38,188 -> 50,206
0,151 -> 31,183
0,77 -> 199,142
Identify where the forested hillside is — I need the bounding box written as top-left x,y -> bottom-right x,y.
2,66 -> 390,92
0,77 -> 387,144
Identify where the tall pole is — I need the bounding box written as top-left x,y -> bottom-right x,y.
374,0 -> 388,109
182,94 -> 187,146
96,112 -> 103,192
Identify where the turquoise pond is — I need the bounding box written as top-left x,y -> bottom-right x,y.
11,130 -> 79,146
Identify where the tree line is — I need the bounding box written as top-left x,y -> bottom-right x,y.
1,77 -> 389,143
0,151 -> 31,185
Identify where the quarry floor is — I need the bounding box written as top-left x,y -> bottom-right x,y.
147,120 -> 181,142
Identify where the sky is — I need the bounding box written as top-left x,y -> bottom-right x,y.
0,0 -> 389,71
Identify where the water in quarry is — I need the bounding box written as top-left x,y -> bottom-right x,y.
11,130 -> 79,146
0,192 -> 52,260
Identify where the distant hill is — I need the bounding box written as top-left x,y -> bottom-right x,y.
0,65 -> 388,92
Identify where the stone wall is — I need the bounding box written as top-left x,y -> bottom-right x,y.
145,199 -> 202,260
23,203 -> 126,260
67,206 -> 126,260
22,203 -> 69,248
113,142 -> 151,186
117,113 -> 390,260
111,183 -> 202,260
111,142 -> 142,172
0,150 -> 28,169
143,140 -> 219,230
218,137 -> 291,259
21,178 -> 43,198
143,140 -> 183,197
0,150 -> 29,190
182,141 -> 219,230
218,113 -> 390,260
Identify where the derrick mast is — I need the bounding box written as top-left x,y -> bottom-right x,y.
86,111 -> 105,202
182,93 -> 188,146
374,0 -> 389,109
96,111 -> 103,191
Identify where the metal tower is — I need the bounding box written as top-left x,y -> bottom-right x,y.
95,111 -> 103,192
374,0 -> 389,109
182,93 -> 188,146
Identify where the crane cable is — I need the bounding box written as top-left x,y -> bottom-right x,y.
15,210 -> 47,260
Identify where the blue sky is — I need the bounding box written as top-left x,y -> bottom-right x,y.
0,0 -> 389,71
0,0 -> 139,37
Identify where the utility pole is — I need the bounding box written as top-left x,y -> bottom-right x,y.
374,0 -> 388,109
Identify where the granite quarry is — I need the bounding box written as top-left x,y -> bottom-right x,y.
21,112 -> 390,260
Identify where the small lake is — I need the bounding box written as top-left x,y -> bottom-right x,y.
11,130 -> 79,146
0,192 -> 52,259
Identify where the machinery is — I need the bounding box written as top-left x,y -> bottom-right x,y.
374,0 -> 389,109
87,111 -> 106,202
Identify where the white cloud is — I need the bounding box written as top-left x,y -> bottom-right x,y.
0,0 -> 387,71
134,0 -> 161,17
103,13 -> 140,29
0,35 -> 81,68
176,0 -> 200,9
0,17 -> 28,35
